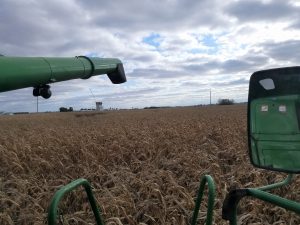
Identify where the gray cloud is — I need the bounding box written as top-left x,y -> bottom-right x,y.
76,0 -> 229,31
290,21 -> 300,30
0,1 -> 72,55
221,54 -> 271,73
180,81 -> 206,88
226,0 -> 299,22
261,40 -> 300,63
222,60 -> 252,73
183,61 -> 220,74
179,76 -> 249,89
0,0 -> 299,111
213,78 -> 249,87
0,0 -> 125,56
183,55 -> 268,75
97,87 -> 161,99
128,68 -> 187,79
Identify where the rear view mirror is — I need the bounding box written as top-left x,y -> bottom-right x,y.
248,67 -> 300,173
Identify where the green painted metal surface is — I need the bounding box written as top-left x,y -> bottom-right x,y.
222,66 -> 300,225
190,175 -> 215,225
48,178 -> 104,225
247,188 -> 300,214
223,174 -> 298,225
0,56 -> 125,93
257,173 -> 293,191
227,186 -> 300,225
248,66 -> 300,173
250,95 -> 300,172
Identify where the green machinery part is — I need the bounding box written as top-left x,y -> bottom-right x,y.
250,95 -> 300,172
48,179 -> 105,225
247,67 -> 300,173
48,175 -> 216,225
222,174 -> 300,225
190,175 -> 215,225
222,67 -> 300,224
0,56 -> 126,98
48,173 -> 300,225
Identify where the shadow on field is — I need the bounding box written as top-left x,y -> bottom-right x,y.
74,112 -> 106,118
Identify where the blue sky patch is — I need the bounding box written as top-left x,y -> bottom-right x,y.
85,52 -> 104,57
202,34 -> 219,55
188,47 -> 218,55
202,34 -> 217,47
143,33 -> 161,48
189,34 -> 220,55
189,48 -> 206,54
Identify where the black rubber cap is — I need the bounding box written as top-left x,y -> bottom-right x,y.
222,189 -> 249,221
107,63 -> 127,84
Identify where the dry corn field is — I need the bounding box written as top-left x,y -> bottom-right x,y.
1,105 -> 300,225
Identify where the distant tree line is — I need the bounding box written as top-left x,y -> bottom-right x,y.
218,99 -> 235,105
59,107 -> 73,112
80,108 -> 95,111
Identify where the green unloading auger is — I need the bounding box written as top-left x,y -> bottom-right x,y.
0,56 -> 126,98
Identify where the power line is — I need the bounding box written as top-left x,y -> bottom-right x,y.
89,88 -> 96,101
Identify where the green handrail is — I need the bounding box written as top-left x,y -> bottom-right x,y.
48,178 -> 105,225
227,189 -> 300,225
191,175 -> 216,225
248,188 -> 300,213
222,174 -> 299,225
256,174 -> 293,191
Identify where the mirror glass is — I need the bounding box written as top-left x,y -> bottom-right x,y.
259,78 -> 275,90
248,67 -> 300,173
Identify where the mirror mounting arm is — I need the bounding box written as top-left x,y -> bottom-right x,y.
222,173 -> 296,225
257,173 -> 293,191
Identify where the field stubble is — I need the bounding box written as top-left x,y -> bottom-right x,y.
0,105 -> 299,225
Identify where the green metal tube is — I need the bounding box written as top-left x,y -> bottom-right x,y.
257,174 -> 293,191
229,208 -> 238,225
223,174 -> 298,225
48,178 -> 105,225
248,188 -> 300,214
0,56 -> 126,93
190,175 -> 216,225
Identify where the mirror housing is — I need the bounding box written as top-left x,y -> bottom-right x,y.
248,66 -> 300,173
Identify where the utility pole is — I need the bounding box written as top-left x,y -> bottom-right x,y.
36,96 -> 39,113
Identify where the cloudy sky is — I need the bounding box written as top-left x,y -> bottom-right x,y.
1,0 -> 300,112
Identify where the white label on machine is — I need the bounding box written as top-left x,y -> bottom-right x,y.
279,105 -> 287,113
261,105 -> 268,112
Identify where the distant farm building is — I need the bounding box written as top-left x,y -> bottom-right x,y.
96,102 -> 103,111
